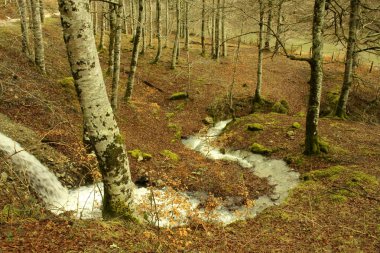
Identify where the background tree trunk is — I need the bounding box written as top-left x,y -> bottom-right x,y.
264,0 -> 273,51
184,1 -> 189,51
335,0 -> 359,118
171,0 -> 180,69
98,3 -> 106,50
111,1 -> 123,111
164,0 -> 169,48
148,0 -> 153,47
30,0 -> 45,73
254,0 -> 264,103
107,4 -> 117,76
213,0 -> 220,60
201,0 -> 206,56
38,0 -> 44,23
17,0 -> 31,57
125,0 -> 144,101
58,0 -> 135,218
304,0 -> 326,155
274,0 -> 284,54
152,0 -> 162,63
221,0 -> 227,57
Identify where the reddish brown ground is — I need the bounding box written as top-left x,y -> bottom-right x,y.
0,8 -> 379,253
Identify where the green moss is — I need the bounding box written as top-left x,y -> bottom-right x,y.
280,99 -> 290,110
167,123 -> 182,140
318,138 -> 329,153
292,122 -> 301,129
296,111 -> 306,117
272,101 -> 288,114
165,112 -> 175,119
246,123 -> 264,131
250,143 -> 272,155
160,149 -> 180,162
58,77 -> 74,88
127,149 -> 152,161
169,92 -> 188,100
346,171 -> 379,187
304,166 -> 346,180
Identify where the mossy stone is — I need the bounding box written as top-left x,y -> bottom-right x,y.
128,149 -> 152,161
160,149 -> 180,162
169,92 -> 188,100
247,123 -> 264,131
250,143 -> 272,155
292,122 -> 301,129
272,101 -> 288,114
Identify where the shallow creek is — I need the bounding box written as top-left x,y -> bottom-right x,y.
0,120 -> 299,227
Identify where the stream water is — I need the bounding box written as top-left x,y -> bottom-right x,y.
0,120 -> 299,227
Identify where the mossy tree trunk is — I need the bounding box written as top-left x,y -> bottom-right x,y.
335,0 -> 359,118
58,0 -> 135,218
171,0 -> 180,69
304,0 -> 326,155
30,0 -> 45,73
152,0 -> 162,63
264,0 -> 273,51
254,0 -> 264,103
111,0 -> 123,111
125,0 -> 144,101
38,0 -> 44,23
201,0 -> 206,56
17,0 -> 32,57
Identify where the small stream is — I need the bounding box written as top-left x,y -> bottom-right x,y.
0,120 -> 299,227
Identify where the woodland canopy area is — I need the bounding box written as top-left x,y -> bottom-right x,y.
0,0 -> 379,252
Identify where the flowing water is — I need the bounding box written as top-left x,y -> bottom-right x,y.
0,120 -> 299,227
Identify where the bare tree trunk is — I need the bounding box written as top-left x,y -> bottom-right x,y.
98,3 -> 106,50
264,0 -> 273,51
184,0 -> 189,51
107,4 -> 117,76
153,0 -> 162,63
254,0 -> 264,103
30,0 -> 45,73
171,0 -> 180,69
38,0 -> 44,23
304,0 -> 326,155
130,0 -> 135,35
58,0 -> 135,218
111,1 -> 123,111
164,0 -> 169,48
211,0 -> 215,57
125,0 -> 144,102
201,0 -> 206,56
335,0 -> 359,118
148,0 -> 153,47
274,0 -> 284,54
213,0 -> 220,60
92,1 -> 98,35
141,3 -> 147,54
221,0 -> 227,57
17,0 -> 31,57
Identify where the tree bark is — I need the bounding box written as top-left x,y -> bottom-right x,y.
148,0 -> 153,47
152,0 -> 162,63
254,0 -> 264,103
213,0 -> 220,60
304,0 -> 326,155
92,1 -> 98,35
164,0 -> 169,48
108,4 -> 117,76
211,0 -> 215,57
335,0 -> 359,118
264,0 -> 273,51
98,3 -> 106,50
274,0 -> 284,54
38,0 -> 44,23
130,0 -> 135,36
30,0 -> 45,73
171,0 -> 180,69
17,0 -> 31,57
221,0 -> 227,57
184,0 -> 189,51
125,0 -> 144,101
58,0 -> 135,218
111,0 -> 123,111
201,0 -> 206,56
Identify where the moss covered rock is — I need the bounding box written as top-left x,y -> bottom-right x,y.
160,149 -> 180,162
292,122 -> 301,129
247,123 -> 264,131
272,101 -> 288,114
250,143 -> 272,155
169,92 -> 188,100
128,149 -> 152,161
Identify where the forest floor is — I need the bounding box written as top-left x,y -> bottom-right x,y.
0,12 -> 380,253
